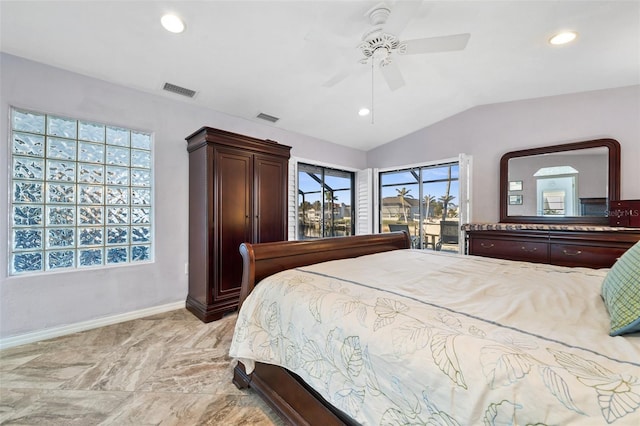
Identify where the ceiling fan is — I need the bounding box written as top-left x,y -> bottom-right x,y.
321,1 -> 470,91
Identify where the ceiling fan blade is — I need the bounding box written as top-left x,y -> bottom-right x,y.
322,61 -> 363,87
323,69 -> 353,88
402,33 -> 470,55
304,29 -> 356,50
379,60 -> 405,91
382,0 -> 422,37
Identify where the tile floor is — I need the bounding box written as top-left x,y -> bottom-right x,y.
0,309 -> 285,425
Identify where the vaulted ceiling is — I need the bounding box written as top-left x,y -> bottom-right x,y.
2,1 -> 639,151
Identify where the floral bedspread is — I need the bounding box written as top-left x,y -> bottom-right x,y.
229,250 -> 640,425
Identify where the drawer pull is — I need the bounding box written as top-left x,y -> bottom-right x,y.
480,243 -> 494,248
521,246 -> 537,252
563,249 -> 583,256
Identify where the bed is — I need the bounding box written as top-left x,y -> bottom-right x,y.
229,232 -> 640,425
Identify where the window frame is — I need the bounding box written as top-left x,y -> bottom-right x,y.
8,106 -> 154,276
295,159 -> 356,240
377,157 -> 463,251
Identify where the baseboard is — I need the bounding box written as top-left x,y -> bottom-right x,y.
0,301 -> 185,350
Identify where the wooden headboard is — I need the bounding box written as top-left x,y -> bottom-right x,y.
238,232 -> 411,308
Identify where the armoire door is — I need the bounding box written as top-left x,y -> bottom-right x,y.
253,153 -> 288,243
215,147 -> 252,303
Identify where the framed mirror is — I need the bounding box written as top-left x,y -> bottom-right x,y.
499,139 -> 620,224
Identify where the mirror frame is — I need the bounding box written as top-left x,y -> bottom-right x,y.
499,138 -> 621,224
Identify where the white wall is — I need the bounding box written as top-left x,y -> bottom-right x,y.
367,85 -> 640,223
0,53 -> 366,339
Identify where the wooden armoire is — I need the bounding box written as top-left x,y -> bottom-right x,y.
185,127 -> 291,322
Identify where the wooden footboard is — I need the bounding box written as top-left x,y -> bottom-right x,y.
234,232 -> 410,424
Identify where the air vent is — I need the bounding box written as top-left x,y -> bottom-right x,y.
256,112 -> 280,123
163,82 -> 196,98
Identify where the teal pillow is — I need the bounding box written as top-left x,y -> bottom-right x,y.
601,240 -> 640,336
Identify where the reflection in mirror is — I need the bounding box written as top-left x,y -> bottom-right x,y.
500,139 -> 620,225
507,147 -> 608,217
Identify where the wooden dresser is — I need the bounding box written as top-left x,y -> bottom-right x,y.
186,127 -> 291,322
463,223 -> 640,268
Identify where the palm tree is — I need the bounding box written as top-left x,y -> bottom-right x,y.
423,194 -> 436,220
395,187 -> 413,222
441,165 -> 453,221
324,191 -> 338,236
439,195 -> 456,220
310,200 -> 321,231
299,200 -> 312,226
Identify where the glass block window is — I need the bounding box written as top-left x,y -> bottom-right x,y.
9,107 -> 153,275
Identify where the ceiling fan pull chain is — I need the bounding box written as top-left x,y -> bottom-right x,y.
371,60 -> 375,125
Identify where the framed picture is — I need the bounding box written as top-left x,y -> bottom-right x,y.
509,194 -> 523,205
509,180 -> 523,191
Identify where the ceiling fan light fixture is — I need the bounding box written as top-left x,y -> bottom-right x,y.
161,14 -> 185,34
373,47 -> 390,62
549,31 -> 577,45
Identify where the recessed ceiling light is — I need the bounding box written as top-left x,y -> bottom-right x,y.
358,108 -> 370,117
161,14 -> 185,34
549,31 -> 577,45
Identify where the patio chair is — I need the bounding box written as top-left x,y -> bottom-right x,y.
388,224 -> 419,248
436,221 -> 459,251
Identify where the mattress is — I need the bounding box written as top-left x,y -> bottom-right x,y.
230,250 -> 640,425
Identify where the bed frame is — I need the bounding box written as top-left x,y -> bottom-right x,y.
232,232 -> 411,425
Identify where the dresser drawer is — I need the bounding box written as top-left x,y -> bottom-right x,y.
470,238 -> 548,263
465,227 -> 640,269
550,244 -> 627,268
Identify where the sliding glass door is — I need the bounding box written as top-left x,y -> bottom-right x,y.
379,162 -> 460,251
298,163 -> 355,239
